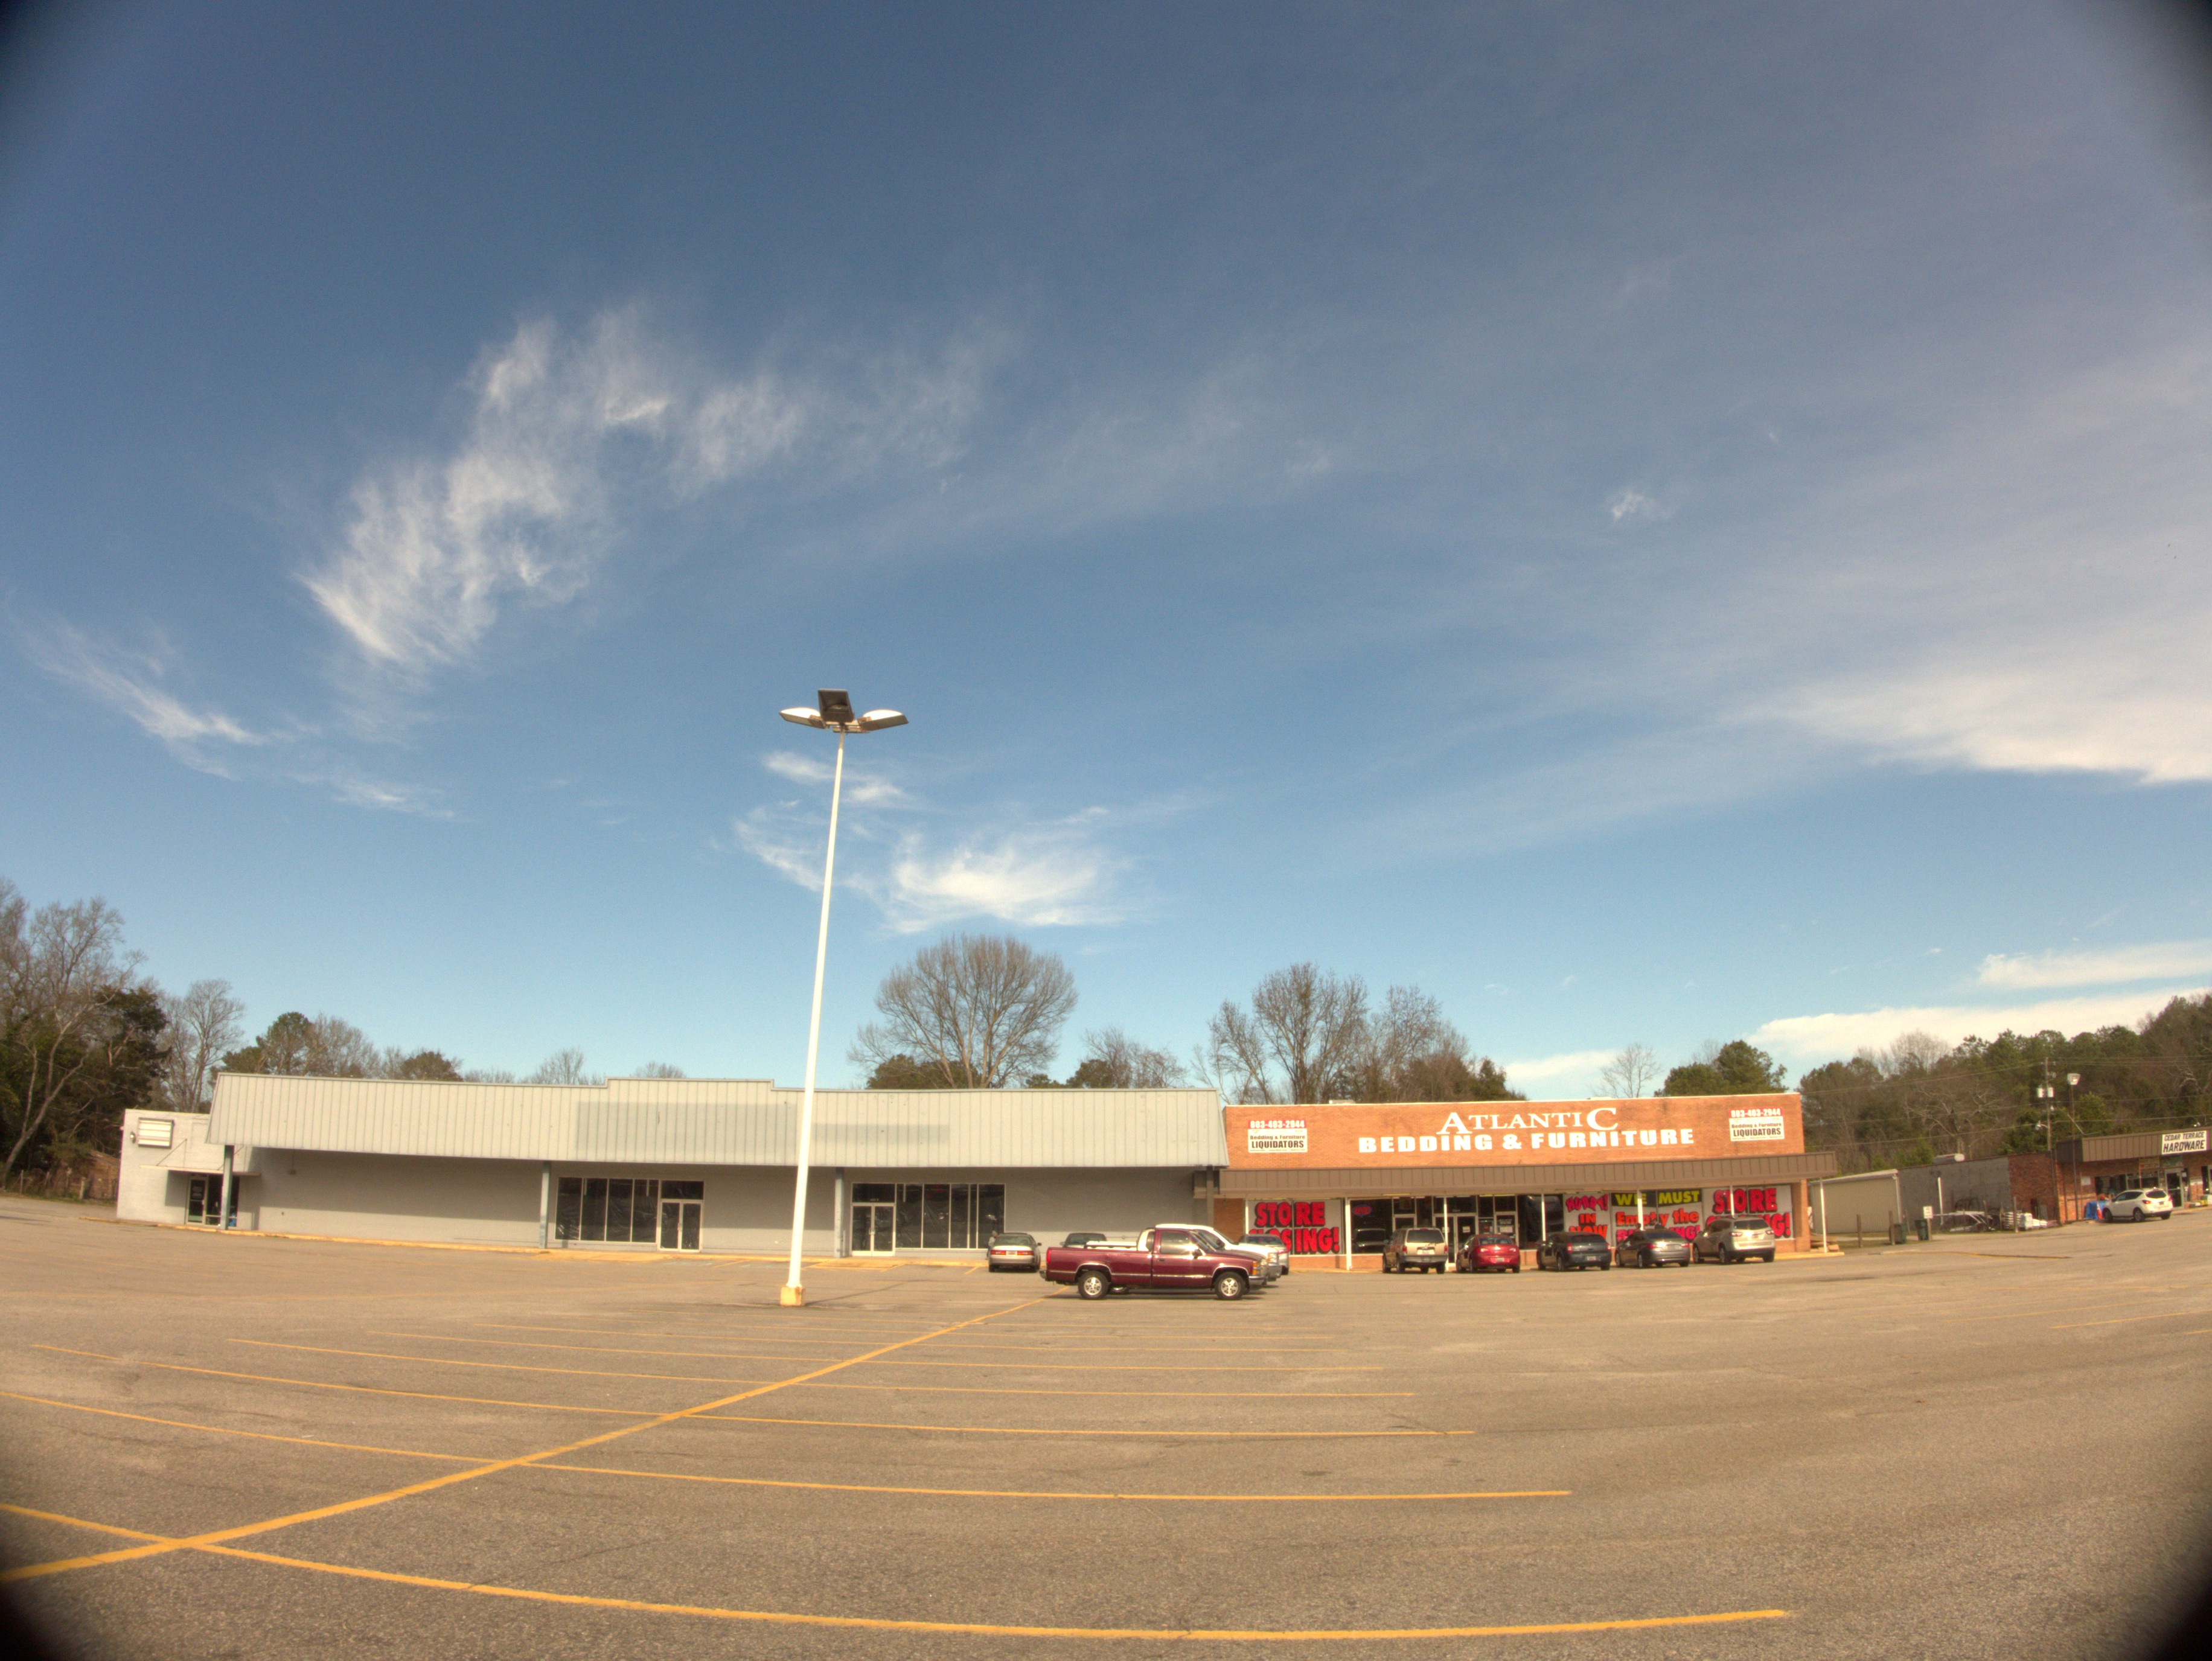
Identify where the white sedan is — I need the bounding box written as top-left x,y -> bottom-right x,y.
2106,1189 -> 2175,1222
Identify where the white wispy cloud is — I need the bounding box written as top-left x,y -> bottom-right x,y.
304,310 -> 993,678
734,795 -> 1127,933
1975,940 -> 2212,990
758,750 -> 909,806
863,823 -> 1128,933
300,767 -> 454,819
1753,986 -> 2208,1063
1607,487 -> 1668,523
1501,1047 -> 1616,1086
26,626 -> 264,771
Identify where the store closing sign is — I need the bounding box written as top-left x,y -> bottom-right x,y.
1250,1200 -> 1340,1255
1590,1187 -> 1794,1242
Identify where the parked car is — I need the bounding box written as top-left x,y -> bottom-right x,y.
1615,1226 -> 1692,1268
1060,1231 -> 1109,1247
1536,1231 -> 1613,1270
986,1231 -> 1040,1271
1040,1226 -> 1264,1299
2106,1189 -> 2175,1223
1239,1231 -> 1292,1275
1381,1226 -> 1450,1273
1693,1215 -> 1776,1263
1457,1232 -> 1522,1274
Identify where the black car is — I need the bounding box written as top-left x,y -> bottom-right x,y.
1536,1231 -> 1613,1271
1614,1225 -> 1692,1267
1061,1231 -> 1109,1247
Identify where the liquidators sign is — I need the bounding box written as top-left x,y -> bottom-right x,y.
1224,1095 -> 1803,1168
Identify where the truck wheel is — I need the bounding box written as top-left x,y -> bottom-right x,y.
1076,1267 -> 1110,1300
1213,1270 -> 1248,1301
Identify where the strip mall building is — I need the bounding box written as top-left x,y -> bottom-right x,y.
115,1074 -> 1833,1264
1213,1094 -> 1838,1263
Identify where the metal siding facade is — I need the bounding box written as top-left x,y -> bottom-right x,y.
209,1075 -> 1226,1169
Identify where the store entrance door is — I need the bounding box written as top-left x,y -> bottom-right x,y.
657,1199 -> 702,1251
852,1202 -> 894,1254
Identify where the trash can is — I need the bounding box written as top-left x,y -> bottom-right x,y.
1915,1216 -> 1931,1242
1888,1222 -> 1906,1245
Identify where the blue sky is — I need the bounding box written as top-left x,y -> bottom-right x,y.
5,1 -> 2211,1093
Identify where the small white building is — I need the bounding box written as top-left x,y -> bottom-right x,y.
117,1073 -> 1229,1255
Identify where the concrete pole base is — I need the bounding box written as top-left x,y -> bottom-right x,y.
779,1283 -> 806,1307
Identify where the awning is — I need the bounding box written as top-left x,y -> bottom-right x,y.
1218,1149 -> 1836,1197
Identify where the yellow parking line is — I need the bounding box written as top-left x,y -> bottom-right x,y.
33,1347 -> 656,1417
697,1414 -> 1474,1438
0,1392 -> 484,1462
2050,1309 -> 2212,1330
474,1321 -> 937,1346
856,1358 -> 1381,1372
795,1382 -> 1413,1397
4,1500 -> 1780,1640
534,1462 -> 1568,1500
926,1342 -> 1351,1354
0,1502 -> 164,1543
230,1339 -> 784,1387
5,1298 -> 1049,1585
371,1331 -> 845,1363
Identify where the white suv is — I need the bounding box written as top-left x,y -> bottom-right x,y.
2107,1189 -> 2175,1223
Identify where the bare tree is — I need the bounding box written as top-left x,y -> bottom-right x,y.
1598,1043 -> 1658,1098
159,979 -> 246,1112
1,883 -> 147,1179
850,934 -> 1078,1088
1073,1027 -> 1186,1089
526,1047 -> 604,1086
223,1010 -> 380,1077
635,1061 -> 686,1079
1205,963 -> 1369,1105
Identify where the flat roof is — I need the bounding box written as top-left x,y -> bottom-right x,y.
208,1073 -> 1229,1169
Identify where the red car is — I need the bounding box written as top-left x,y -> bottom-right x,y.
1456,1232 -> 1522,1273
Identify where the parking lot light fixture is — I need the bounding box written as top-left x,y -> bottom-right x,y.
776,689 -> 907,1309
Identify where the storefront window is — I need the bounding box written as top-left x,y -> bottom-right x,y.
1349,1199 -> 1392,1254
555,1177 -> 694,1243
864,1182 -> 1003,1249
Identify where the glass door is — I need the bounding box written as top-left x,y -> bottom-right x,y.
852,1202 -> 894,1254
657,1199 -> 702,1251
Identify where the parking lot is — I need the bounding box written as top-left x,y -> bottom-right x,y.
2,1196 -> 2208,1660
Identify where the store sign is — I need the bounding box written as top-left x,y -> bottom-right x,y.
1224,1095 -> 1802,1169
2161,1129 -> 2208,1156
1588,1186 -> 1795,1242
1245,1117 -> 1309,1155
1250,1200 -> 1340,1255
1728,1106 -> 1786,1143
1357,1108 -> 1699,1156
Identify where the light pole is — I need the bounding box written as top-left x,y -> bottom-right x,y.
775,689 -> 907,1308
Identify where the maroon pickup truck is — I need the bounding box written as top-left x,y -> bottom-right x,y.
1040,1226 -> 1262,1301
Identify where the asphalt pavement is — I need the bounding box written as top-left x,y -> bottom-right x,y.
2,1194 -> 2208,1660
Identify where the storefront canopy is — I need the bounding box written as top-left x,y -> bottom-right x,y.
1220,1149 -> 1835,1196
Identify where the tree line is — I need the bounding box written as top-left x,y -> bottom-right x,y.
852,936 -> 1523,1103
1,876 -> 676,1183
12,876 -> 2206,1184
1794,998 -> 2212,1171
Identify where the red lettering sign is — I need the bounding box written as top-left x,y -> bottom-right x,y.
1253,1203 -> 1339,1254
